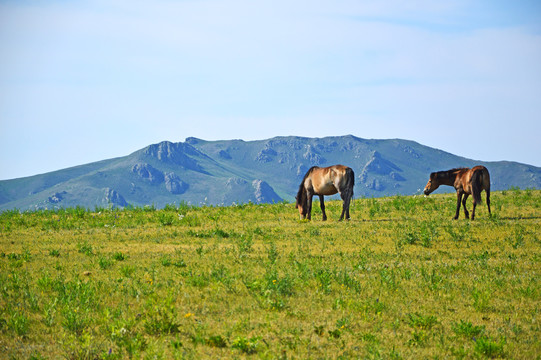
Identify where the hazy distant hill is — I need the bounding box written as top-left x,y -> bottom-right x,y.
1,135 -> 540,211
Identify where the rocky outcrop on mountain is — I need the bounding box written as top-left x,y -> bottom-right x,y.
221,178 -> 250,205
226,178 -> 248,187
143,141 -> 207,173
164,173 -> 188,195
390,171 -> 406,181
252,180 -> 283,203
104,188 -> 128,207
222,178 -> 282,204
144,141 -> 199,160
132,163 -> 164,185
363,151 -> 401,175
366,179 -> 385,191
219,150 -> 232,160
255,147 -> 277,163
303,145 -> 326,165
402,145 -> 422,159
357,151 -> 405,192
48,191 -> 67,204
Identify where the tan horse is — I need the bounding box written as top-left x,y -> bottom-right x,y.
423,166 -> 491,220
296,165 -> 355,221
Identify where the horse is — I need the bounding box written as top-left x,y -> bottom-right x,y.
423,165 -> 491,220
295,165 -> 355,221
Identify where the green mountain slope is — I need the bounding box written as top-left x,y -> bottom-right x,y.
1,135 -> 540,210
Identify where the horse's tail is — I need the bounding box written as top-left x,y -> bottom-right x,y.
471,166 -> 489,204
344,167 -> 355,199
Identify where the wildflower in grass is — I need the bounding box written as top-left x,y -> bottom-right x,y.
184,313 -> 194,318
143,273 -> 153,285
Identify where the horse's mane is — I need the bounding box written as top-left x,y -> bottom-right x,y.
296,166 -> 319,211
432,167 -> 468,179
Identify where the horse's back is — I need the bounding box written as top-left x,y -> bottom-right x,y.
309,167 -> 339,195
330,164 -> 349,172
308,165 -> 353,196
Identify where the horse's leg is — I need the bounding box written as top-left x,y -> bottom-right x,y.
471,192 -> 478,220
486,188 -> 491,216
344,196 -> 351,220
338,194 -> 346,221
306,193 -> 313,220
454,192 -> 463,220
462,194 -> 470,219
319,195 -> 327,221
339,192 -> 351,221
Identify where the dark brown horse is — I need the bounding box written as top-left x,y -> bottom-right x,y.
296,165 -> 355,221
423,166 -> 491,220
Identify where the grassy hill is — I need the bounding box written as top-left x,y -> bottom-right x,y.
1,189 -> 540,358
1,135 -> 540,211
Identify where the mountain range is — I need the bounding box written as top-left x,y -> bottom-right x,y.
1,135 -> 540,211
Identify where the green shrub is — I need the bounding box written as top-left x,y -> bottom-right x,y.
474,336 -> 505,358
231,336 -> 259,354
451,320 -> 485,338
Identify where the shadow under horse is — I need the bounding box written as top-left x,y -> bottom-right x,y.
423,165 -> 491,220
296,165 -> 355,221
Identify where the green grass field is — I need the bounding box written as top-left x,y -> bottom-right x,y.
1,189 -> 540,359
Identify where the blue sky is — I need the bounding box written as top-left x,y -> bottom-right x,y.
1,0 -> 540,180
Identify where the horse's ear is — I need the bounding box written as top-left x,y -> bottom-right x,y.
429,172 -> 436,179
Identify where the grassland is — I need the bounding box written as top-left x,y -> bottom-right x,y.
1,189 -> 540,359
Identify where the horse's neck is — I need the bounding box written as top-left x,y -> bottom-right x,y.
440,172 -> 458,187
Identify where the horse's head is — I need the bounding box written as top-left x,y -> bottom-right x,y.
295,196 -> 307,219
423,172 -> 440,195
